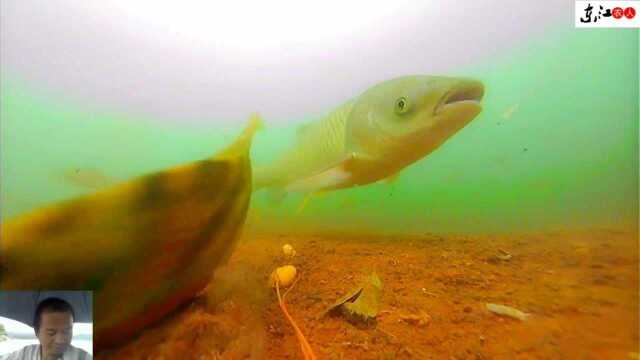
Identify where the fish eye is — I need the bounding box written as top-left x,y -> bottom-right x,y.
394,97 -> 409,114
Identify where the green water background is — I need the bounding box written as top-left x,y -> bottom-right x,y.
1,27 -> 637,235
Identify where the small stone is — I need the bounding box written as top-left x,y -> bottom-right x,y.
399,311 -> 431,327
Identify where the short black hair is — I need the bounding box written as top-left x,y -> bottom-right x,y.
33,297 -> 75,334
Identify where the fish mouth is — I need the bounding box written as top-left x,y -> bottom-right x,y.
434,81 -> 485,115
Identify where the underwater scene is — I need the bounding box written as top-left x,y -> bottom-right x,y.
1,1 -> 638,359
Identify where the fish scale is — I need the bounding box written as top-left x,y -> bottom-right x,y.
253,101 -> 353,190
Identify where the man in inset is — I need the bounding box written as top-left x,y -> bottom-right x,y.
1,297 -> 92,360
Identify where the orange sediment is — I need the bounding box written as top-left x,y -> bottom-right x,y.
95,230 -> 639,359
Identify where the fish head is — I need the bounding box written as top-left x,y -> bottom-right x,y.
348,75 -> 484,157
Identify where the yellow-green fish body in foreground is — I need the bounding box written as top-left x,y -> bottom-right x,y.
254,75 -> 484,194
0,115 -> 262,350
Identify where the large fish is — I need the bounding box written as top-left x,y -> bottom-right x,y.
254,75 -> 484,194
0,115 -> 262,350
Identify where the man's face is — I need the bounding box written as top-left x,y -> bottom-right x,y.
36,311 -> 73,359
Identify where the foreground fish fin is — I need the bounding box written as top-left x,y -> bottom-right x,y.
215,113 -> 263,160
1,114 -> 260,351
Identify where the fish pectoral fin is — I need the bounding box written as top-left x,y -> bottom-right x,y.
285,166 -> 351,193
284,151 -> 370,193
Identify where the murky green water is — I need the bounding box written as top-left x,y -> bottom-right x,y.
1,27 -> 637,235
